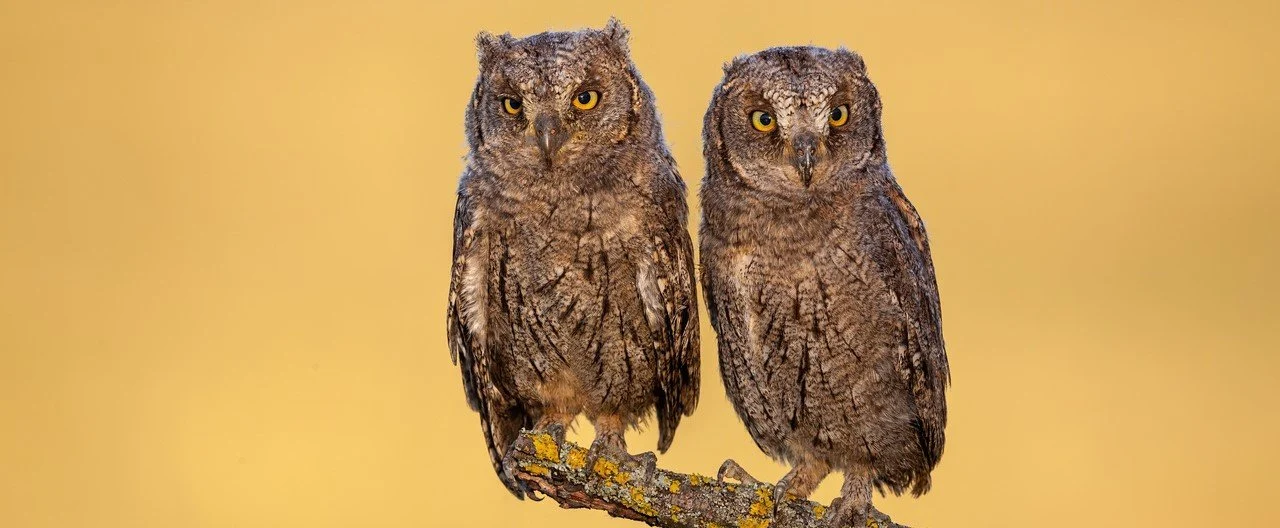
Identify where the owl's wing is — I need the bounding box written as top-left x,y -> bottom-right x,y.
875,178 -> 950,490
640,158 -> 701,453
447,187 -> 528,499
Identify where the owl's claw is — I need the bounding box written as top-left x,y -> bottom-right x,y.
715,458 -> 760,485
524,483 -> 545,502
772,471 -> 795,517
502,463 -> 544,501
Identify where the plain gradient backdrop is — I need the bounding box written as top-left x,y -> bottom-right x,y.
2,1 -> 1278,527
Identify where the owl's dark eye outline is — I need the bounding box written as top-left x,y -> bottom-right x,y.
572,90 -> 600,110
501,96 -> 523,115
750,110 -> 776,133
828,104 -> 849,127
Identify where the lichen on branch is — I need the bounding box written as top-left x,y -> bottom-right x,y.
505,430 -> 906,528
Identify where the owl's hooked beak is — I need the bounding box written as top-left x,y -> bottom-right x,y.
533,114 -> 569,163
791,133 -> 819,187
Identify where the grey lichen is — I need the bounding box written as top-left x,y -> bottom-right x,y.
506,431 -> 907,528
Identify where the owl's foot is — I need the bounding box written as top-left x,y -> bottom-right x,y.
772,457 -> 831,517
829,471 -> 873,527
715,458 -> 761,486
535,422 -> 569,446
586,431 -> 628,460
585,414 -> 630,477
634,450 -> 659,475
533,412 -> 574,446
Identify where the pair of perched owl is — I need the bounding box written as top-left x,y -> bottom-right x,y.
446,19 -> 949,527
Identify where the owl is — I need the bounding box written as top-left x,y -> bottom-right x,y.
447,19 -> 700,499
699,46 -> 949,526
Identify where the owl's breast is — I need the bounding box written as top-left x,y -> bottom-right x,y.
485,191 -> 660,411
717,236 -> 908,463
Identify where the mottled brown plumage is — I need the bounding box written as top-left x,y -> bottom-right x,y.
447,19 -> 699,499
699,47 -> 949,526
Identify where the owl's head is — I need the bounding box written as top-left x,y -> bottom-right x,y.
466,19 -> 652,171
704,46 -> 885,195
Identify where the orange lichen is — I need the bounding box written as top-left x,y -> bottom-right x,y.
668,480 -> 681,493
524,463 -> 551,477
738,518 -> 771,528
814,504 -> 826,519
593,457 -> 619,481
748,487 -> 774,517
531,433 -> 559,462
565,447 -> 588,470
626,486 -> 656,516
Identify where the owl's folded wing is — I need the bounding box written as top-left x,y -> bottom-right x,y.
447,188 -> 527,499
639,159 -> 701,453
879,179 -> 950,487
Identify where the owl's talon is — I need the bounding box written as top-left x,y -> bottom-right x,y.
525,485 -> 545,502
716,458 -> 760,485
503,465 -> 543,501
771,472 -> 794,517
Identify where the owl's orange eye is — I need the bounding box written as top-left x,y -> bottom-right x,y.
828,105 -> 849,127
502,97 -> 522,115
572,90 -> 599,110
751,110 -> 776,132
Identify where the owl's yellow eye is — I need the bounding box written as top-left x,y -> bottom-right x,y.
572,90 -> 599,110
751,110 -> 776,132
502,97 -> 522,115
828,105 -> 849,127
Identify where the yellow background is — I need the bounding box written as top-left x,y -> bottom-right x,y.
2,1 -> 1278,526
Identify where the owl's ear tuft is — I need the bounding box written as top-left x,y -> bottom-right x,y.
722,54 -> 749,77
602,17 -> 631,56
475,31 -> 512,65
835,47 -> 867,72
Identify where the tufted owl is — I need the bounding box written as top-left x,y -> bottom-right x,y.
699,46 -> 949,525
447,19 -> 700,499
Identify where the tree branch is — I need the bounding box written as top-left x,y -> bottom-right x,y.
506,431 -> 907,528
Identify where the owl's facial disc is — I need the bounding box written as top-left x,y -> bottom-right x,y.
472,26 -> 637,172
716,46 -> 881,194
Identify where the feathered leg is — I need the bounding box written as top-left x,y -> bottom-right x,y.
829,469 -> 873,527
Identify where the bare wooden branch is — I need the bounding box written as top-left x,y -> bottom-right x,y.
506,431 -> 907,528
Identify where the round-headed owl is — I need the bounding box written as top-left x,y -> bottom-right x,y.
699,46 -> 949,525
447,19 -> 700,498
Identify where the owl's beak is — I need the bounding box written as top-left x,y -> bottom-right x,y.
533,114 -> 568,162
792,133 -> 819,187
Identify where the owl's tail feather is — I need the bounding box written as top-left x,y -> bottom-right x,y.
480,402 -> 531,499
656,381 -> 694,453
870,416 -> 940,498
656,406 -> 678,453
